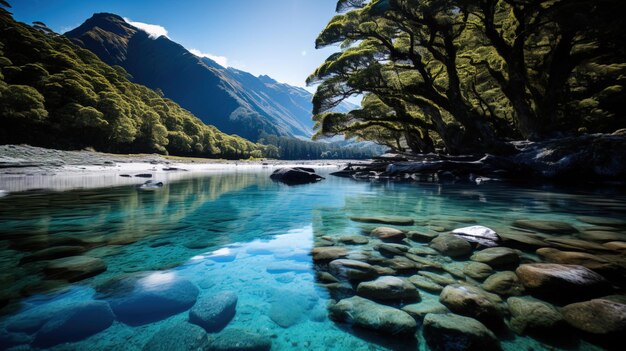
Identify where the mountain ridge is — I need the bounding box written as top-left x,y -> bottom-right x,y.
65,13 -> 354,141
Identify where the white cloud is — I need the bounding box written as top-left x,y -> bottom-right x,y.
123,17 -> 168,39
189,48 -> 229,68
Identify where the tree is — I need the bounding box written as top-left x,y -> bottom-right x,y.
0,84 -> 48,121
309,0 -> 626,154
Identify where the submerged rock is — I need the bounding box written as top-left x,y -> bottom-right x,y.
498,231 -> 547,250
350,216 -> 415,225
562,297 -> 626,336
32,301 -> 114,348
328,259 -> 378,282
376,243 -> 409,256
512,220 -> 577,234
576,216 -> 626,227
401,296 -> 448,321
19,246 -> 86,264
189,291 -> 237,332
408,274 -> 444,293
430,234 -> 472,257
100,272 -> 199,326
516,263 -> 611,301
43,255 -> 106,282
422,313 -> 501,351
407,231 -> 438,242
315,271 -> 339,283
409,245 -> 439,255
338,235 -> 369,245
268,290 -> 317,328
452,226 -> 500,247
439,284 -> 504,328
270,167 -> 324,185
356,276 -> 420,302
482,271 -> 525,296
143,322 -> 210,351
311,247 -> 348,262
579,230 -> 626,242
329,296 -> 417,336
208,328 -> 271,351
470,247 -> 520,268
507,296 -> 565,335
370,227 -> 406,241
604,241 -> 626,251
536,247 -> 621,279
418,271 -> 457,286
545,237 -> 610,251
463,262 -> 494,281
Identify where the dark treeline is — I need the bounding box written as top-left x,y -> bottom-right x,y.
308,0 -> 626,154
0,3 -> 265,159
258,133 -> 384,160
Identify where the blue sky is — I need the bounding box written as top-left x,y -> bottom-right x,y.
9,0 -> 342,89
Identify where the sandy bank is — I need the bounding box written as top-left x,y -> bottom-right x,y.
0,145 -> 348,192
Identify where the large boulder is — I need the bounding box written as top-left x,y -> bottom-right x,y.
208,328 -> 271,351
562,297 -> 626,336
452,226 -> 500,247
270,167 -> 324,185
98,272 -> 199,326
43,256 -> 106,282
356,276 -> 420,302
482,271 -> 525,296
430,234 -> 472,257
142,322 -> 210,351
329,296 -> 417,336
507,296 -> 565,335
515,263 -> 611,301
189,291 -> 237,332
328,259 -> 378,282
439,284 -> 504,328
32,301 -> 114,348
422,313 -> 501,351
470,247 -> 520,268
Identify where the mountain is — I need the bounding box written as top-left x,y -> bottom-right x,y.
0,8 -> 263,159
66,13 -> 354,141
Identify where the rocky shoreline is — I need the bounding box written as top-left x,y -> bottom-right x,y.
331,133 -> 626,184
312,216 -> 626,350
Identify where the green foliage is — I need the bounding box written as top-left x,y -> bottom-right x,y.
309,0 -> 626,154
258,133 -> 384,160
0,84 -> 48,121
0,9 -> 265,159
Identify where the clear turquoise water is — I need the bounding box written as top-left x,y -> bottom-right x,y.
0,168 -> 624,350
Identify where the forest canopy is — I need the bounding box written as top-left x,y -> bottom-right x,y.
0,4 -> 264,159
309,0 -> 626,154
